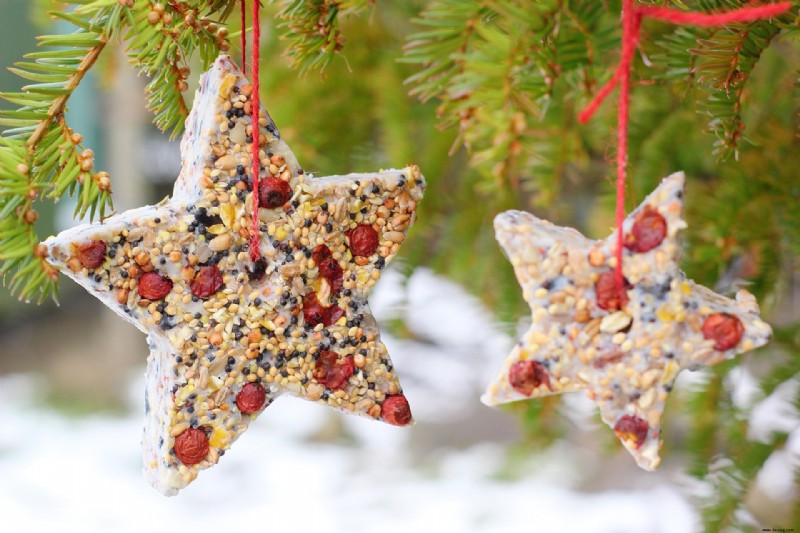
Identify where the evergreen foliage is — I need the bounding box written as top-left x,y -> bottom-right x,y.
0,1 -> 798,529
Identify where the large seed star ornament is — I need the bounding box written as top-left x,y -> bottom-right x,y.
42,56 -> 425,495
482,173 -> 772,470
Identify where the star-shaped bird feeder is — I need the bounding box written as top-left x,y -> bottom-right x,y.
43,56 -> 425,495
482,172 -> 771,469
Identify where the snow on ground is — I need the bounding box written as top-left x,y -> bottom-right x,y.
0,268 -> 698,532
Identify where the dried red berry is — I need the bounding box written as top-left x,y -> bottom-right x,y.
347,224 -> 379,257
702,312 -> 744,351
174,427 -> 209,465
258,177 -> 292,209
625,206 -> 667,253
595,271 -> 630,311
613,415 -> 649,450
236,383 -> 267,414
381,395 -> 412,426
76,240 -> 106,269
312,244 -> 343,293
508,360 -> 551,395
313,350 -> 355,390
137,271 -> 173,300
190,265 -> 223,299
303,291 -> 345,327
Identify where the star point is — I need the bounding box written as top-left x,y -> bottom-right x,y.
483,172 -> 771,470
43,55 -> 425,495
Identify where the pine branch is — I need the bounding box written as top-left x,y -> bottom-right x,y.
278,0 -> 375,73
403,0 -> 617,195
122,0 -> 233,138
692,20 -> 783,160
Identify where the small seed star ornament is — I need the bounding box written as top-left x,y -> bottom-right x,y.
481,172 -> 772,470
42,56 -> 425,495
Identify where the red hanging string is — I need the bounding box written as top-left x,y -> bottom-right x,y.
240,0 -> 246,73
249,0 -> 262,262
578,1 -> 791,295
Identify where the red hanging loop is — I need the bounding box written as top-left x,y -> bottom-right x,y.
578,1 -> 791,295
240,0 -> 247,72
249,0 -> 262,262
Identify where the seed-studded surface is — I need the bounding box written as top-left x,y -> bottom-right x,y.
43,55 -> 425,496
482,173 -> 772,470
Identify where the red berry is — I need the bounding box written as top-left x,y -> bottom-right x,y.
595,271 -> 630,311
76,240 -> 106,269
625,206 -> 667,253
508,360 -> 551,395
137,271 -> 173,300
258,177 -> 292,209
613,415 -> 649,450
174,427 -> 209,465
702,313 -> 744,351
190,265 -> 223,299
381,395 -> 412,426
303,291 -> 345,327
347,224 -> 379,257
236,383 -> 267,414
312,244 -> 343,293
313,350 -> 355,390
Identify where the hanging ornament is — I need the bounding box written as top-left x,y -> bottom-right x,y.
482,0 -> 789,469
482,173 -> 772,469
42,55 -> 425,495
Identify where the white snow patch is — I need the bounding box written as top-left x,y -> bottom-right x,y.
748,379 -> 800,443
